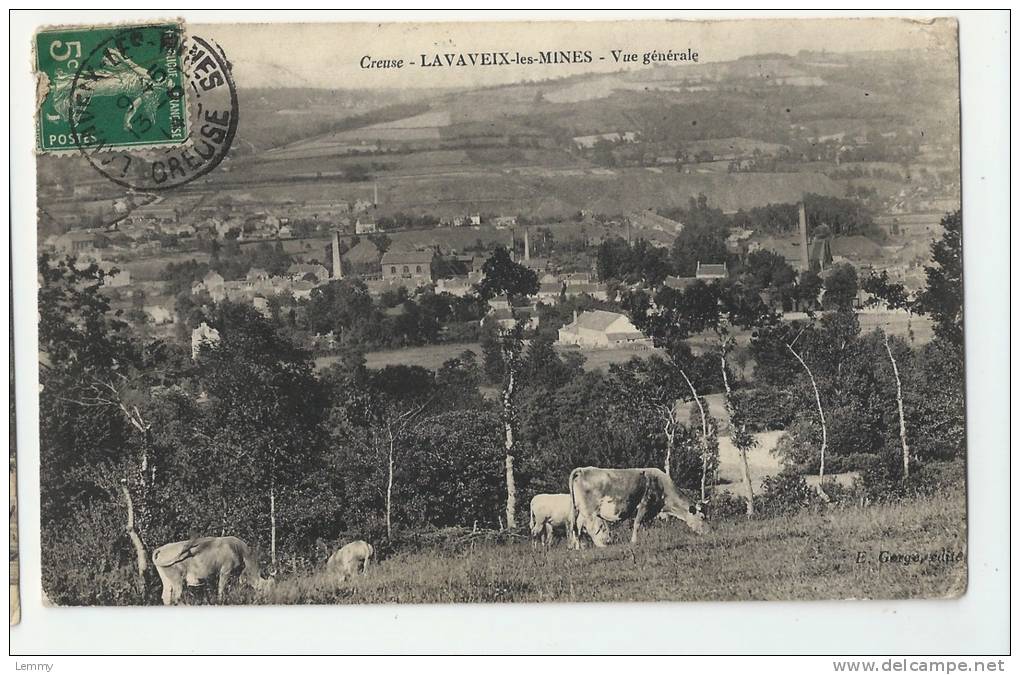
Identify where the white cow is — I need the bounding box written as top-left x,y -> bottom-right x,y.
529,493 -> 572,547
152,536 -> 272,605
327,540 -> 374,582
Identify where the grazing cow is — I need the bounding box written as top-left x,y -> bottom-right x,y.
152,536 -> 271,605
568,467 -> 706,548
327,540 -> 373,582
529,493 -> 572,547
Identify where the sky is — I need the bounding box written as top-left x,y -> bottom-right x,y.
194,17 -> 957,90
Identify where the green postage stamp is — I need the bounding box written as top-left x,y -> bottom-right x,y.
35,22 -> 189,152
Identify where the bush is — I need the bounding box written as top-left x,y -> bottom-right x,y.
755,471 -> 825,517
41,499 -> 147,606
730,387 -> 798,431
859,458 -> 964,504
704,491 -> 751,520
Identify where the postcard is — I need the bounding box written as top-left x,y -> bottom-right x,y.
27,16 -> 967,609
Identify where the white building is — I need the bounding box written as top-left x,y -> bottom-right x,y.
557,310 -> 650,348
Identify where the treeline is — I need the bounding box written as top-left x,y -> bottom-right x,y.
597,193 -> 878,285
38,211 -> 964,605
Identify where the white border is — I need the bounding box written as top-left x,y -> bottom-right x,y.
8,9 -> 1011,656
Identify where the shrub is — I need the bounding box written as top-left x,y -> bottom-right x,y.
704,491 -> 751,520
755,471 -> 824,517
41,499 -> 146,606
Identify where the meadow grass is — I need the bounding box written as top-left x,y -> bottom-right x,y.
255,490 -> 966,605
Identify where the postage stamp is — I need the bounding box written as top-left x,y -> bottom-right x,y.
35,22 -> 189,152
34,21 -> 237,191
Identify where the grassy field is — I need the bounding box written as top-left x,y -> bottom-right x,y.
256,490 -> 966,604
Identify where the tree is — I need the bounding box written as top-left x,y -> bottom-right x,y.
476,246 -> 539,303
629,283 -> 720,500
493,321 -> 525,529
609,356 -> 685,476
914,210 -> 963,348
365,366 -> 436,539
200,303 -> 328,573
39,255 -> 153,598
756,321 -> 830,486
823,263 -> 859,310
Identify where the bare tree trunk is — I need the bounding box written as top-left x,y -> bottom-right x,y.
119,482 -> 148,596
386,432 -> 395,539
884,332 -> 911,480
501,345 -> 519,530
739,441 -> 755,515
677,368 -> 709,502
269,469 -> 277,575
785,343 -> 827,478
663,417 -> 675,477
720,354 -> 755,515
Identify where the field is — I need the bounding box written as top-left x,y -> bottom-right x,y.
258,489 -> 966,604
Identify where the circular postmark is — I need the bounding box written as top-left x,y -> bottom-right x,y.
67,26 -> 237,191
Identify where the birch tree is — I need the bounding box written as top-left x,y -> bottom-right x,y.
476,246 -> 538,530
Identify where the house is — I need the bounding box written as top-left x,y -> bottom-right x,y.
381,249 -> 436,285
246,267 -> 270,282
252,296 -> 271,318
193,270 -> 226,300
695,262 -> 728,280
483,305 -> 539,332
562,272 -> 593,287
436,276 -> 475,298
289,280 -> 316,300
562,282 -> 609,301
355,218 -> 377,234
469,214 -> 481,226
287,263 -> 329,283
54,230 -> 98,255
494,215 -> 517,228
663,275 -> 697,291
557,310 -> 649,348
144,305 -> 174,325
277,225 -> 293,238
627,210 -> 684,234
522,257 -> 551,274
98,261 -> 131,288
191,322 -> 220,360
536,281 -> 564,303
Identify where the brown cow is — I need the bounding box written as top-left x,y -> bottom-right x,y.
568,467 -> 705,548
152,536 -> 272,605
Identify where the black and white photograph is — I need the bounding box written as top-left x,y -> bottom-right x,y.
8,9 -> 1011,659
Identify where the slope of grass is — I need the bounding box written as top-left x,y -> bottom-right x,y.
257,491 -> 966,605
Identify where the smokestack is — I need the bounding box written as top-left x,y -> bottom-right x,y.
798,201 -> 810,272
373,182 -> 379,206
524,227 -> 530,261
332,230 -> 343,279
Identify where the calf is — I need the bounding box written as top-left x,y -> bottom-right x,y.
529,493 -> 572,547
327,540 -> 374,582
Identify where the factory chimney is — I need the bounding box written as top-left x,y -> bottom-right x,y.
332,230 -> 343,279
373,182 -> 379,206
798,201 -> 810,273
524,227 -> 531,262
